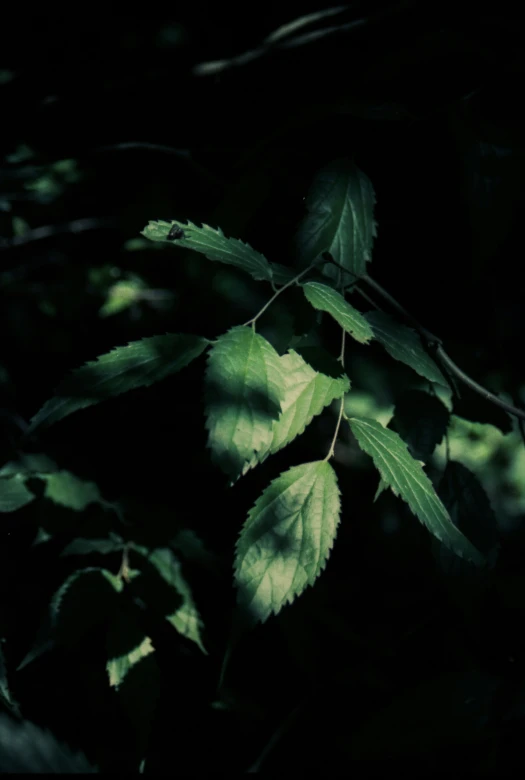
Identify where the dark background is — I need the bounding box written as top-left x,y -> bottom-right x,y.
1,2 -> 525,774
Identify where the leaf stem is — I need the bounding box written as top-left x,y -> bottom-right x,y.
242,259 -> 321,328
325,326 -> 346,461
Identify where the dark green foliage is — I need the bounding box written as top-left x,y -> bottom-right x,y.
2,7 -> 525,776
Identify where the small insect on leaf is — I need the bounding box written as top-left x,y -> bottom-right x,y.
167,225 -> 185,240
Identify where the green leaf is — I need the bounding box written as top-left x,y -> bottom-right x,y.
61,537 -> 123,556
131,546 -> 207,653
204,326 -> 285,481
295,158 -> 376,281
348,417 -> 484,565
235,460 -> 341,622
0,715 -> 98,773
390,390 -> 450,462
29,333 -> 210,432
302,282 -> 373,344
264,349 -> 350,459
142,220 -> 273,282
365,311 -> 449,388
40,470 -> 104,511
107,633 -> 155,690
0,475 -> 35,512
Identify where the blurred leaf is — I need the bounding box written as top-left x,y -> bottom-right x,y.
436,461 -> 500,572
29,334 -> 210,432
131,546 -> 207,653
0,474 -> 35,512
0,715 -> 97,773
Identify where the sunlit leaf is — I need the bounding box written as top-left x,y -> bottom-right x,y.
235,460 -> 341,622
263,349 -> 350,459
142,220 -> 273,282
204,326 -> 285,481
29,334 -> 210,432
295,158 -> 376,281
131,545 -> 207,653
302,281 -> 373,343
365,310 -> 449,388
348,417 -> 484,565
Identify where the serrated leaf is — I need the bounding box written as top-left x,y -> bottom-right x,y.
235,460 -> 341,622
0,715 -> 98,773
390,390 -> 450,462
131,546 -> 207,653
0,474 -> 35,512
302,281 -> 373,344
295,158 -> 376,281
365,310 -> 449,388
29,333 -> 210,432
269,263 -> 297,285
142,220 -> 273,282
348,417 -> 484,565
204,326 -> 285,481
264,349 -> 350,458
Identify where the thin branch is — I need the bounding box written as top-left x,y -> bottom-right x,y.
359,273 -> 525,422
1,217 -> 113,250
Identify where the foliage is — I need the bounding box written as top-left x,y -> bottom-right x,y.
1,6 -> 525,775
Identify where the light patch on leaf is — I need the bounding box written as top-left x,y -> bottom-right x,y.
263,349 -> 350,459
107,635 -> 155,689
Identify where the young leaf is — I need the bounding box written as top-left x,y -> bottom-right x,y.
302,281 -> 373,344
0,474 -> 35,512
29,333 -> 210,432
365,310 -> 449,388
264,349 -> 350,459
142,220 -> 273,283
348,417 -> 484,565
295,158 -> 376,280
0,715 -> 98,773
235,460 -> 341,623
204,326 -> 285,481
390,390 -> 450,462
130,545 -> 207,654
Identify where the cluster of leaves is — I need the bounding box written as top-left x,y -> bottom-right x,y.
0,154 -> 513,770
